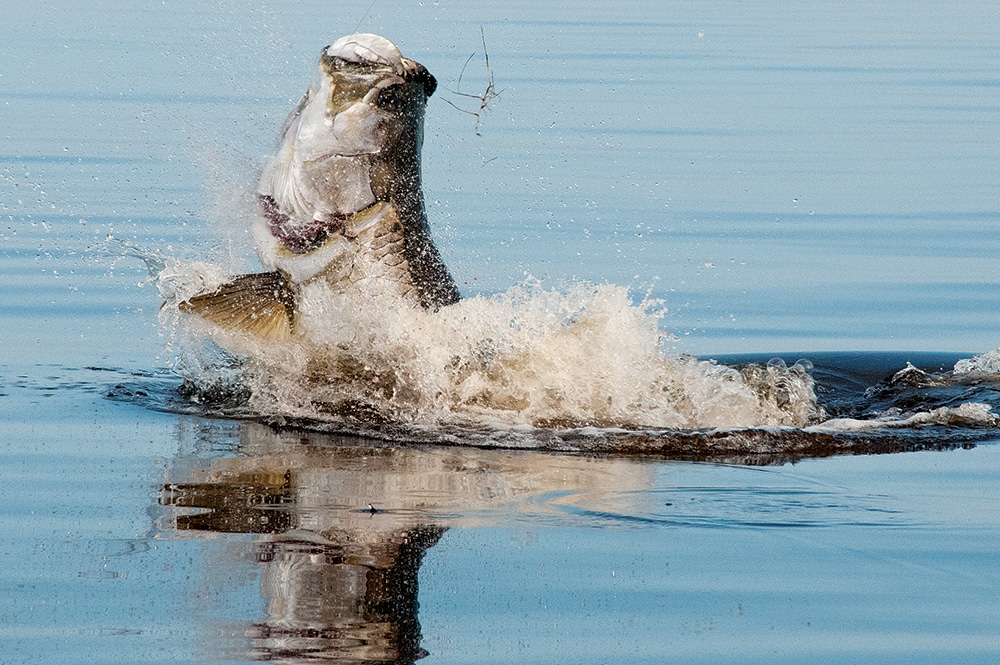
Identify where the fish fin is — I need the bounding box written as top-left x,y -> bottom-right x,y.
343,200 -> 390,238
179,271 -> 297,342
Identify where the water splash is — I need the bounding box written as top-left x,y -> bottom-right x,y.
954,348 -> 1000,376
109,242 -> 1000,461
146,254 -> 821,432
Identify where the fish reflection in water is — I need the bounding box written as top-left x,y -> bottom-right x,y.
159,422 -> 655,663
250,529 -> 443,663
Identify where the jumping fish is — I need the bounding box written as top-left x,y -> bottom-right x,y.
180,34 -> 460,340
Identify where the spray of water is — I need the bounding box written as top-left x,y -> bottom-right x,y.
115,152 -> 1000,442
146,251 -> 821,432
954,349 -> 1000,376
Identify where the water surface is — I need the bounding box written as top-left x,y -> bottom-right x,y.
3,1 -> 1000,663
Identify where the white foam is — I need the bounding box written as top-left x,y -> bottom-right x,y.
954,348 -> 1000,376
808,402 -> 998,432
158,264 -> 822,431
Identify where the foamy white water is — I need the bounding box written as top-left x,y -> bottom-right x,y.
954,348 -> 1000,376
155,256 -> 820,431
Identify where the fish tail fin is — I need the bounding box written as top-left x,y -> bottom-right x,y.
178,271 -> 297,342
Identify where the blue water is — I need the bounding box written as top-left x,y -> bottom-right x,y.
3,1 -> 1000,663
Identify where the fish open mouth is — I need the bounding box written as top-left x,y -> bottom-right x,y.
259,195 -> 347,254
261,196 -> 393,256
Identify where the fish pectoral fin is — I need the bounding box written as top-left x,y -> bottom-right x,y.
178,271 -> 297,341
343,200 -> 391,238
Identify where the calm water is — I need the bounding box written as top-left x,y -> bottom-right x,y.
3,1 -> 1000,663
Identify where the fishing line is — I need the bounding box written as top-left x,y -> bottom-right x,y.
354,0 -> 378,33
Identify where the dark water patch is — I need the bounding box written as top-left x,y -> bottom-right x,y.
103,370 -> 220,417
712,351 -> 1000,416
557,426 -> 981,465
161,404 -> 988,467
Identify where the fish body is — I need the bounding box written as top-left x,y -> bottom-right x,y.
182,34 -> 459,339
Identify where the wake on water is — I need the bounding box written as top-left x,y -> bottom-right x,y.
122,241 -> 1000,462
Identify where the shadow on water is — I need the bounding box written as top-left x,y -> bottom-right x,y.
157,423 -> 660,663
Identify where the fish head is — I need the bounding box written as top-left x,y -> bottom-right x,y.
293,33 -> 436,163
254,34 -> 457,309
258,34 -> 436,230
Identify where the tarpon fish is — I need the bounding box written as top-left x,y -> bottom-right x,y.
181,34 -> 460,340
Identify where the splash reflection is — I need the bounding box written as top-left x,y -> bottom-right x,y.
158,421 -> 656,663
